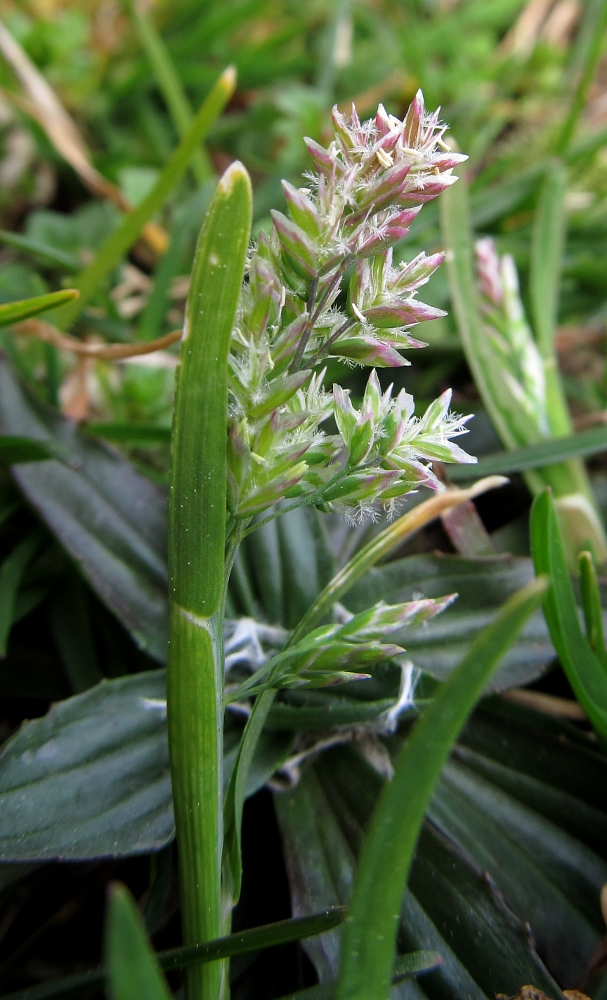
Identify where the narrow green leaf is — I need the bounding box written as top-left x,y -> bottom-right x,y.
0,290 -> 78,327
335,575 -> 548,1000
557,0 -> 607,154
530,162 -> 566,362
55,66 -> 236,330
0,909 -> 345,1000
106,883 -> 172,1000
128,0 -> 212,185
0,435 -> 75,466
0,230 -> 79,271
170,160 -> 251,614
85,422 -> 171,445
0,529 -> 44,656
579,550 -> 607,673
449,425 -> 607,480
531,490 -> 607,740
167,161 -> 252,1000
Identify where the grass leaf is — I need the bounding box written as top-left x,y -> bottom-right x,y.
0,291 -> 78,327
105,883 -> 172,1000
335,575 -> 548,1000
449,424 -> 607,480
531,489 -> 607,740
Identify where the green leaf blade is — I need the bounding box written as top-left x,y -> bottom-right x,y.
531,489 -> 607,739
335,575 -> 548,1000
0,290 -> 78,327
106,883 -> 172,1000
170,160 -> 252,614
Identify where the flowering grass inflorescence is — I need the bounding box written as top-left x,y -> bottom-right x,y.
227,93 -> 476,526
475,237 -> 549,443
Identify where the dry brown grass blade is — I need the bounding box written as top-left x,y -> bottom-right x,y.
500,0 -> 557,56
13,318 -> 181,359
502,688 -> 587,720
0,20 -> 168,255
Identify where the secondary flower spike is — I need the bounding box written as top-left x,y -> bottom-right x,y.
227,92 -> 476,524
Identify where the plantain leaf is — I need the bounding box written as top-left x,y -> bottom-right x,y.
276,738 -> 565,999
0,670 -> 292,861
0,357 -> 169,660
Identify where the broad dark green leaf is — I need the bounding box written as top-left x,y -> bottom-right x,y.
430,762 -> 605,985
0,358 -> 169,660
458,699 -> 607,857
105,883 -> 172,1000
346,553 -> 553,692
0,671 -> 292,861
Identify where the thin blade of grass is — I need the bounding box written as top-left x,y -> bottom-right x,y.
334,576 -> 549,1000
449,424 -> 607,480
0,909 -> 346,1000
579,550 -> 607,672
275,951 -> 443,1000
0,291 -> 78,327
0,529 -> 45,655
54,67 -> 236,331
128,0 -> 212,185
0,231 -> 79,272
531,489 -> 607,740
105,884 -> 172,1000
557,0 -> 607,154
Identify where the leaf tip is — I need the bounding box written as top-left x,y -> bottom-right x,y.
217,160 -> 252,199
220,64 -> 237,95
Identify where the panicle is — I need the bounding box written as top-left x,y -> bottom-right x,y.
225,92 -> 474,524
